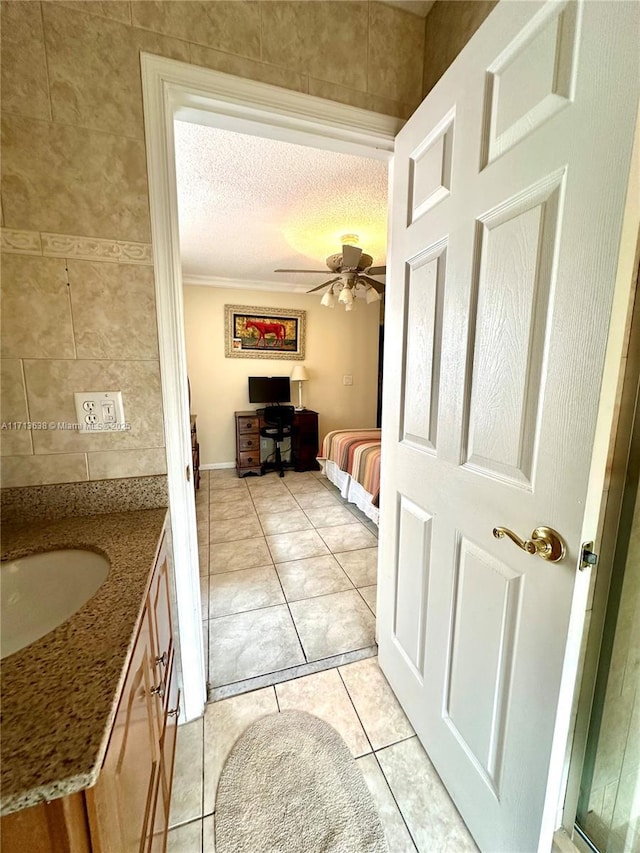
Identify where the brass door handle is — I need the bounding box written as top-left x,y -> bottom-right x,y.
493,526 -> 566,562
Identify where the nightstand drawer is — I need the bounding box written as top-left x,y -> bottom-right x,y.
239,436 -> 259,451
237,417 -> 258,434
238,450 -> 260,467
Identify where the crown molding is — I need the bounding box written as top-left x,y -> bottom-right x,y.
182,273 -> 311,294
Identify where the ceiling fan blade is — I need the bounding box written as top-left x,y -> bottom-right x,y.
365,265 -> 386,276
359,275 -> 385,293
306,277 -> 340,294
341,244 -> 362,269
275,268 -> 330,274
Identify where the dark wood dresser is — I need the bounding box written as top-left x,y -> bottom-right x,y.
234,410 -> 320,477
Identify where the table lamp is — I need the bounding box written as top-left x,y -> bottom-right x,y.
290,365 -> 309,411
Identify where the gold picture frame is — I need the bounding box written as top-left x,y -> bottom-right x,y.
224,305 -> 306,360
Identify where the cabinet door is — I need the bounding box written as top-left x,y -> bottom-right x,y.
86,606 -> 159,853
148,669 -> 180,853
148,542 -> 173,731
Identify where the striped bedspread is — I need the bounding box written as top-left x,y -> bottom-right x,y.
319,429 -> 382,507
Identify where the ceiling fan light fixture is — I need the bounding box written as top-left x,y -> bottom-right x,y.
320,290 -> 335,308
345,301 -> 355,311
338,285 -> 354,305
365,286 -> 382,304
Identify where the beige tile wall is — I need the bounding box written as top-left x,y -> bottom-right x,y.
422,0 -> 497,96
0,1 -> 426,488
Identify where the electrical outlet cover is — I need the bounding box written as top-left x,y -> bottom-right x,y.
74,391 -> 125,433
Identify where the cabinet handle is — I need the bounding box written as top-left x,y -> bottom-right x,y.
167,706 -> 180,718
150,684 -> 165,698
155,651 -> 168,667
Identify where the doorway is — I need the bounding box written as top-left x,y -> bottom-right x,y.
141,54 -> 398,720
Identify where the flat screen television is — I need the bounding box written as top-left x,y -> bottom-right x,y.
248,376 -> 291,404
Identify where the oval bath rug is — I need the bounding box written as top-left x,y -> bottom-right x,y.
215,710 -> 388,853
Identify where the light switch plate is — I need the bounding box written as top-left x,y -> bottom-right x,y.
74,391 -> 125,433
342,375 -> 353,386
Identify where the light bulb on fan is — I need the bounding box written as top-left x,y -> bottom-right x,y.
338,285 -> 354,305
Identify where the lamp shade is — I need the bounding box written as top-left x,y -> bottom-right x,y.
338,286 -> 354,304
290,365 -> 309,382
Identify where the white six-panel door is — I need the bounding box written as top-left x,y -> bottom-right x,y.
378,2 -> 639,851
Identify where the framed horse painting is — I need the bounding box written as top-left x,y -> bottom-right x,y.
224,305 -> 306,360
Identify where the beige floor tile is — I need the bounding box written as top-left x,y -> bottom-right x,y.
358,584 -> 377,615
266,529 -> 329,563
202,620 -> 209,683
209,537 -> 272,574
199,544 -> 209,576
168,717 -> 203,828
167,818 -> 203,852
203,814 -> 215,851
209,501 -> 256,521
289,589 -> 375,661
258,508 -> 313,535
210,468 -> 237,480
376,737 -> 478,852
209,605 -> 304,687
339,657 -> 413,750
200,575 -> 209,619
357,754 -> 417,852
293,490 -> 342,509
275,554 -> 353,601
303,504 -> 360,528
209,488 -> 251,506
276,669 -> 371,757
209,565 -> 284,618
285,479 -> 330,496
252,493 -> 299,514
209,477 -> 248,492
317,523 -> 378,553
209,515 -> 262,544
203,687 -> 278,811
335,547 -> 379,586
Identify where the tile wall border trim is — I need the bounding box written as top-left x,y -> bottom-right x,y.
1,228 -> 153,265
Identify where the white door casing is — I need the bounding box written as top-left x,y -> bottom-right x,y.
377,2 -> 640,852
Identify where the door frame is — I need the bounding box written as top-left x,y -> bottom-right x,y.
560,116 -> 640,845
140,53 -> 400,722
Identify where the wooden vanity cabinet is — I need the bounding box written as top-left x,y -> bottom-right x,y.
0,534 -> 179,853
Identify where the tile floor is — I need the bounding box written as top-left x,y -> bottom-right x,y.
197,468 -> 380,698
167,656 -> 478,852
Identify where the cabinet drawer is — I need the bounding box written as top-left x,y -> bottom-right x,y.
238,450 -> 260,467
237,417 -> 258,434
239,436 -> 259,451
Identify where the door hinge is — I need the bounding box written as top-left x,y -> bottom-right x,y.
186,465 -> 191,482
580,541 -> 598,570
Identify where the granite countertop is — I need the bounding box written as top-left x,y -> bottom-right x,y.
0,508 -> 168,816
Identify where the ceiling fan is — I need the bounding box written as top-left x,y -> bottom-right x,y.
275,239 -> 386,309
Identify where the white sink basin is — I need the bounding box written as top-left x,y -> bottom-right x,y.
1,549 -> 110,660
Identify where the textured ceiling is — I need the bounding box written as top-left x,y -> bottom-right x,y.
174,121 -> 388,291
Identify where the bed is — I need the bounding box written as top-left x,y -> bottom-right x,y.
317,429 -> 382,525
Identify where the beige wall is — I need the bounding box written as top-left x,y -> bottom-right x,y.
422,0 -> 497,96
184,285 -> 381,466
0,0 -> 425,488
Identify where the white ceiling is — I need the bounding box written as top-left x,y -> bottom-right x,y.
174,121 -> 388,293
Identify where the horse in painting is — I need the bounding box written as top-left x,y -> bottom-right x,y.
245,320 -> 287,348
